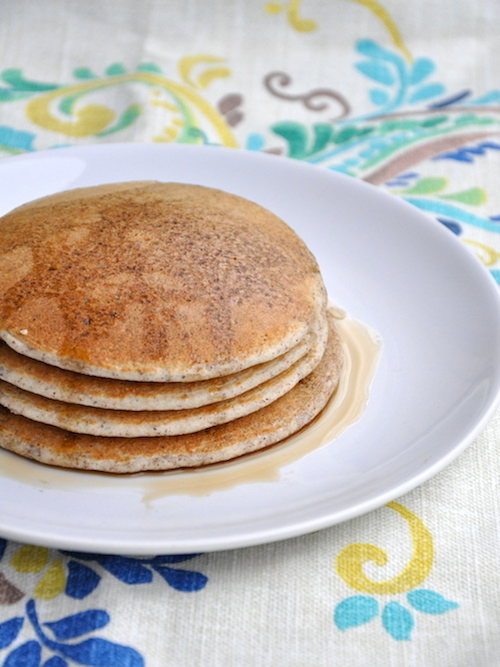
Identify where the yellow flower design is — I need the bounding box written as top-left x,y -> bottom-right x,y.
11,545 -> 49,574
265,0 -> 317,32
264,0 -> 412,61
11,545 -> 65,600
333,502 -> 458,640
336,501 -> 434,594
23,62 -> 238,147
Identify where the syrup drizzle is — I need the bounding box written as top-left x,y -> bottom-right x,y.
0,315 -> 382,501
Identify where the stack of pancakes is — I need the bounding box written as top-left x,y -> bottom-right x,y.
0,182 -> 343,473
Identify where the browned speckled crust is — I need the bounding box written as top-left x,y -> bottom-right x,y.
0,312 -> 328,436
0,316 -> 342,472
0,182 -> 326,381
0,318 -> 318,411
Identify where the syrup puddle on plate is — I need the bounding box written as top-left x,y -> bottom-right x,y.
0,313 -> 382,501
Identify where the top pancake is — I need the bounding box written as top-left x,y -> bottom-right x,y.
0,182 -> 326,381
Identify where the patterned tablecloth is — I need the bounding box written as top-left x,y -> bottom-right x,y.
0,2 -> 499,665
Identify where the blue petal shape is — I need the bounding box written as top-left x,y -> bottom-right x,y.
385,172 -> 420,188
153,565 -> 208,592
433,141 -> 500,163
409,58 -> 435,85
3,640 -> 41,667
429,90 -> 471,108
0,125 -> 35,152
334,596 -> 379,631
65,561 -> 101,599
407,590 -> 459,614
150,554 -> 202,565
356,39 -> 396,62
356,61 -> 395,85
382,602 -> 414,640
246,133 -> 265,151
403,197 -> 500,233
44,610 -> 110,641
0,617 -> 24,650
470,90 -> 500,104
369,88 -> 390,107
437,218 -> 462,235
409,83 -> 446,104
100,556 -> 153,585
56,637 -> 144,667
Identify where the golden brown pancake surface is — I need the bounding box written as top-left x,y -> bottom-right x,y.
0,182 -> 326,381
0,315 -> 343,472
0,318 -> 319,410
0,313 -> 329,436
0,182 -> 343,473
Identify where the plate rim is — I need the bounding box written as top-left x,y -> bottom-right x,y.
1,142 -> 500,554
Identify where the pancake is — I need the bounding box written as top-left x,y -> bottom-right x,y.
0,314 -> 343,472
0,315 -> 318,411
0,312 -> 329,436
0,181 -> 326,381
0,337 -> 323,437
0,181 -> 344,473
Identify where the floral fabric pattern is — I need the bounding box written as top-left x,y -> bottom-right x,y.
0,40 -> 498,284
0,1 -> 499,665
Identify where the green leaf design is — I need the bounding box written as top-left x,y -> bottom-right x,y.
380,118 -> 421,134
440,187 -> 487,206
97,104 -> 142,136
105,63 -> 127,76
271,121 -> 309,159
137,63 -> 163,74
402,177 -> 448,195
420,115 -> 448,128
333,126 -> 364,145
58,92 -> 80,116
454,113 -> 483,126
380,118 -> 421,132
0,89 -> 34,102
1,68 -> 59,91
310,123 -> 334,154
73,67 -> 98,80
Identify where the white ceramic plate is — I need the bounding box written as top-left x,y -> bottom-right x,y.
1,144 -> 500,555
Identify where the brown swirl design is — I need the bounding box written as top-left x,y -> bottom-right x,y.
264,71 -> 350,119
